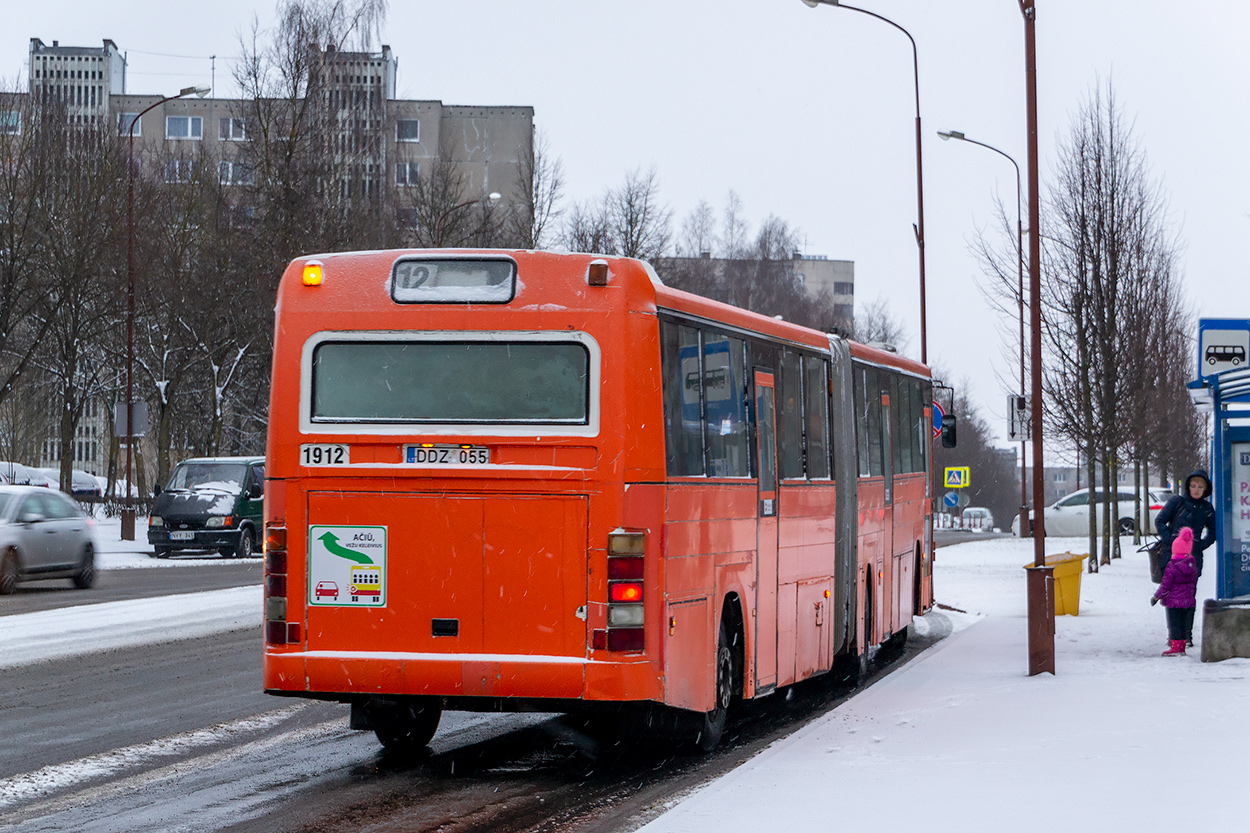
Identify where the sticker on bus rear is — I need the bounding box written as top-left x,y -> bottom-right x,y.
307,525 -> 387,607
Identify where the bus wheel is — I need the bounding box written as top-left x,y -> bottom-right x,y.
372,697 -> 442,753
694,620 -> 734,753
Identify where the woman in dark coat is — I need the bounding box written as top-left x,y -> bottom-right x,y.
1155,470 -> 1216,576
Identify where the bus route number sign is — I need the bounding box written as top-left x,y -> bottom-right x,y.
308,525 -> 387,607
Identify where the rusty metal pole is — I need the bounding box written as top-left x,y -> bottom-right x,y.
122,119 -> 137,542
1020,0 -> 1054,675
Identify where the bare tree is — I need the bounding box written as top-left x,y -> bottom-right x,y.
987,81 -> 1195,568
508,129 -> 563,249
609,166 -> 672,262
0,91 -> 56,409
677,199 -> 716,257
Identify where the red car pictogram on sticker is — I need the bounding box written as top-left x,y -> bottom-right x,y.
315,581 -> 339,600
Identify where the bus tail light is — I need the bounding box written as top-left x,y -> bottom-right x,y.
265,524 -> 298,645
602,530 -> 646,653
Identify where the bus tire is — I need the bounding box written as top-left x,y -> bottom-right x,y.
72,544 -> 95,589
372,697 -> 442,753
693,620 -> 734,753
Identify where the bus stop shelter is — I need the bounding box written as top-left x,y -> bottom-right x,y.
1187,323 -> 1250,660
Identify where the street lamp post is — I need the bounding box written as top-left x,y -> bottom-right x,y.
1019,0 -> 1054,675
121,84 -> 209,541
937,130 -> 1029,539
800,0 -> 927,364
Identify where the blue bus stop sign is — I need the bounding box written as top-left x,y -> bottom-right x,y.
1198,319 -> 1250,380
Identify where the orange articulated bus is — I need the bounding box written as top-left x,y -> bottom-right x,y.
262,250 -> 934,752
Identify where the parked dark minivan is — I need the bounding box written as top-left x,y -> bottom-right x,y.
148,457 -> 264,558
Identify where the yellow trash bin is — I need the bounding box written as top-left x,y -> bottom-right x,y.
1023,552 -> 1089,615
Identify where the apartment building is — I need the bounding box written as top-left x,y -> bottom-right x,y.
10,38 -> 534,480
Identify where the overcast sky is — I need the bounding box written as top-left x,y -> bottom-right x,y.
4,1 -> 1247,453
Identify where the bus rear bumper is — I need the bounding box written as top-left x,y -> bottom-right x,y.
263,650 -> 662,703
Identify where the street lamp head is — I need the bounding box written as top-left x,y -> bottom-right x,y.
179,84 -> 211,98
488,192 -> 502,202
937,130 -> 966,142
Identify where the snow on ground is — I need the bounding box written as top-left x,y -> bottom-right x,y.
8,520 -> 1248,831
91,515 -> 254,569
636,538 -> 1249,833
1,514 -> 261,669
0,586 -> 261,669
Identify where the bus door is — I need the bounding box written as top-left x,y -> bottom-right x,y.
753,370 -> 779,692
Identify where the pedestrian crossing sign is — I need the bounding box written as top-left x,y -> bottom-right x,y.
944,467 -> 970,488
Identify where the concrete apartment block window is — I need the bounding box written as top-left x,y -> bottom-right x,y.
164,159 -> 196,183
834,303 -> 853,320
396,119 -> 419,141
165,115 -> 203,140
395,161 -> 419,186
117,112 -> 141,137
219,117 -> 248,141
1,111 -> 19,134
833,282 -> 854,295
219,161 -> 254,186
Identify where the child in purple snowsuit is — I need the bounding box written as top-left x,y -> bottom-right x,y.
1152,527 -> 1199,656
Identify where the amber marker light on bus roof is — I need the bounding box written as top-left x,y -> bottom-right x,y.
587,259 -> 609,286
302,261 -> 324,286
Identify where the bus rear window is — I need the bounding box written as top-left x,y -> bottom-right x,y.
311,341 -> 589,424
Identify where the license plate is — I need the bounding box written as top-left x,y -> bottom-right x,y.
169,531 -> 195,541
300,443 -> 350,466
404,445 -> 491,466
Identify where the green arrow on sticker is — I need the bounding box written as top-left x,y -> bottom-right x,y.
318,531 -> 375,564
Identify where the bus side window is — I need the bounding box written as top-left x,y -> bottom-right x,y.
661,321 -> 706,476
704,333 -> 749,477
804,356 -> 831,479
853,366 -> 871,478
865,368 -> 884,477
778,350 -> 804,479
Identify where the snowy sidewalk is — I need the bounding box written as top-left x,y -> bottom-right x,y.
636,539 -> 1250,833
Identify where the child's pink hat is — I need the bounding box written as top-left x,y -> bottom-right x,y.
1172,527 -> 1194,557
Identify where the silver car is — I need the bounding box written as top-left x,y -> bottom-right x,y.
0,486 -> 97,594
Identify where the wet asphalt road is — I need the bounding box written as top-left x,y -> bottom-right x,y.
1,610 -> 952,833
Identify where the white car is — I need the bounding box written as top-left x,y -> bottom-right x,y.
1013,487 -> 1174,537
